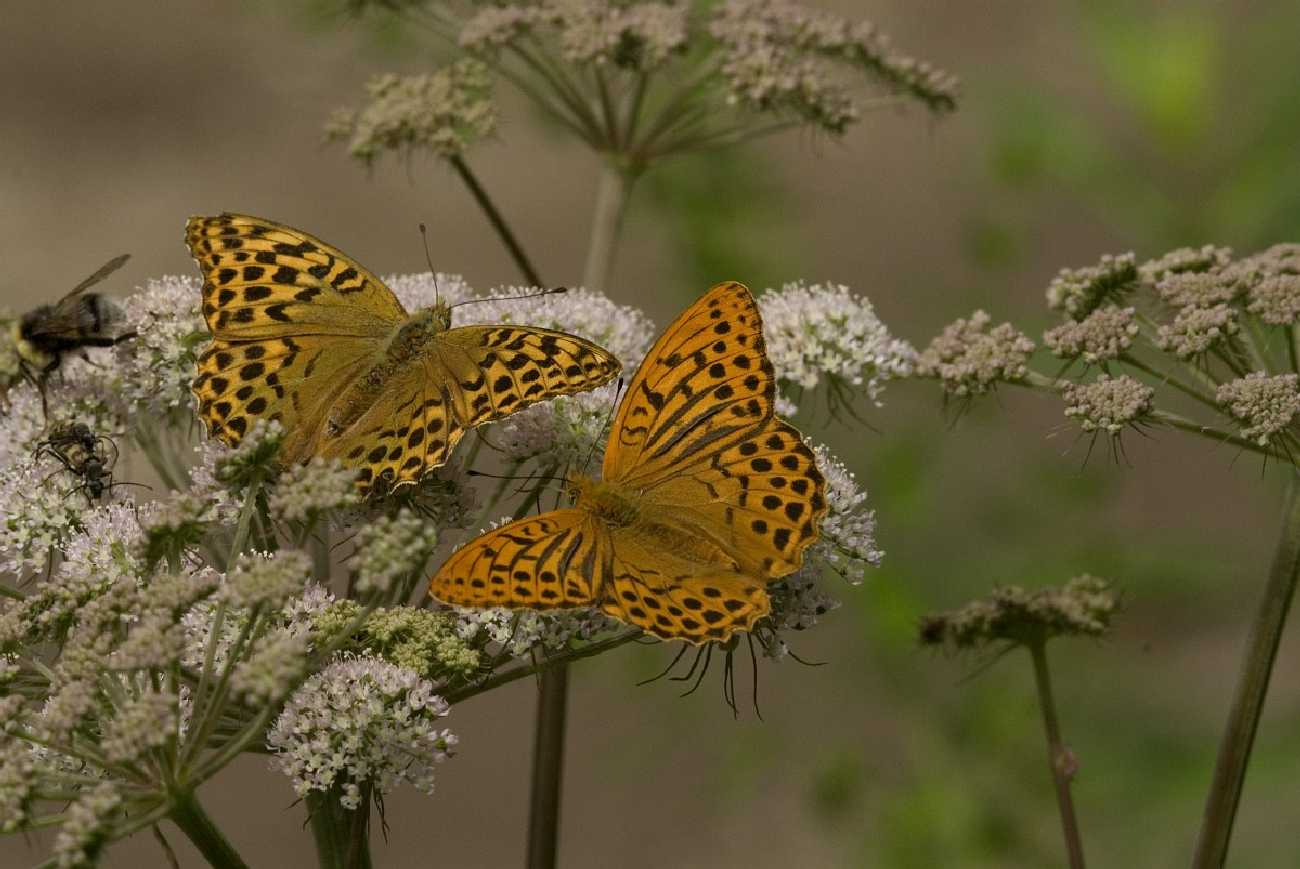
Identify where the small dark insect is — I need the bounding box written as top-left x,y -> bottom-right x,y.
34,422 -> 121,502
10,254 -> 136,417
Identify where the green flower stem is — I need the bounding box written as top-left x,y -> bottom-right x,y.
169,791 -> 249,869
1149,411 -> 1281,462
1119,355 -> 1221,414
444,630 -> 642,704
448,155 -> 544,288
1028,640 -> 1086,869
1014,372 -> 1280,462
1193,469 -> 1300,868
527,664 -> 568,869
307,791 -> 346,869
0,583 -> 25,600
581,163 -> 635,292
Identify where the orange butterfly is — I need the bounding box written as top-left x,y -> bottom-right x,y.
430,282 -> 827,643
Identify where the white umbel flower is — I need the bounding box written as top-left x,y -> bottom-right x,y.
267,656 -> 456,809
759,281 -> 916,398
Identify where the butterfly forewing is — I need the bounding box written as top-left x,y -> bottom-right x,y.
187,213 -> 405,339
437,325 -> 621,426
604,281 -> 772,487
430,510 -> 604,609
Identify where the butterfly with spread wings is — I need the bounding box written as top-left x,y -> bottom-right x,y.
187,214 -> 621,493
430,281 -> 828,643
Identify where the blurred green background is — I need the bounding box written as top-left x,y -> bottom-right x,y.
4,1 -> 1300,866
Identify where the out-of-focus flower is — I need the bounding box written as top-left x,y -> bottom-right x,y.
1140,245 -> 1232,283
108,275 -> 207,414
495,382 -> 616,469
1154,304 -> 1239,359
919,575 -> 1118,651
1217,372 -> 1300,448
349,509 -> 439,595
709,0 -> 959,131
50,782 -> 121,869
1153,272 -> 1243,309
327,60 -> 496,163
1043,305 -> 1139,366
1045,253 -> 1138,320
221,551 -> 312,611
100,691 -> 179,764
213,419 -> 284,490
268,458 -> 358,524
267,656 -> 456,809
1245,274 -> 1300,326
760,282 -> 915,401
1061,375 -> 1154,437
916,310 -> 1035,397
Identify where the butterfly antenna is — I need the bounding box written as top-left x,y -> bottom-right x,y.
418,222 -> 440,308
448,286 -> 568,310
580,377 -> 623,476
466,469 -> 567,484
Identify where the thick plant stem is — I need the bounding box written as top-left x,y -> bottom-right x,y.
449,154 -> 544,288
307,790 -> 373,869
580,162 -> 633,292
1029,641 -> 1086,869
1193,471 -> 1300,868
169,791 -> 250,869
527,663 -> 569,869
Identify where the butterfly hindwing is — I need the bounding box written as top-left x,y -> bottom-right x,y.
193,334 -> 374,456
187,213 -> 406,339
318,359 -> 460,491
643,417 -> 827,578
430,510 -> 604,609
601,529 -> 769,644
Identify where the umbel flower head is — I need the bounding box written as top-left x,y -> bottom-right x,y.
327,59 -> 496,164
341,0 -> 956,167
759,281 -> 916,407
919,575 -> 1119,651
1061,374 -> 1154,437
267,655 -> 457,810
916,310 -> 1035,398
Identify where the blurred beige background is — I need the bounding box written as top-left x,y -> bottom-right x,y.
4,0 -> 1300,866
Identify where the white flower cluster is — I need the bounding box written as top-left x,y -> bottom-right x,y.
759,281 -> 916,406
326,60 -> 497,163
268,458 -> 358,524
806,444 -> 881,582
267,656 -> 457,809
495,381 -> 617,469
349,509 -> 440,595
383,272 -> 476,312
108,274 -> 206,413
455,605 -> 616,657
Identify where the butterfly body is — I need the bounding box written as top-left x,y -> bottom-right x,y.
187,214 -> 621,492
432,281 -> 828,643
